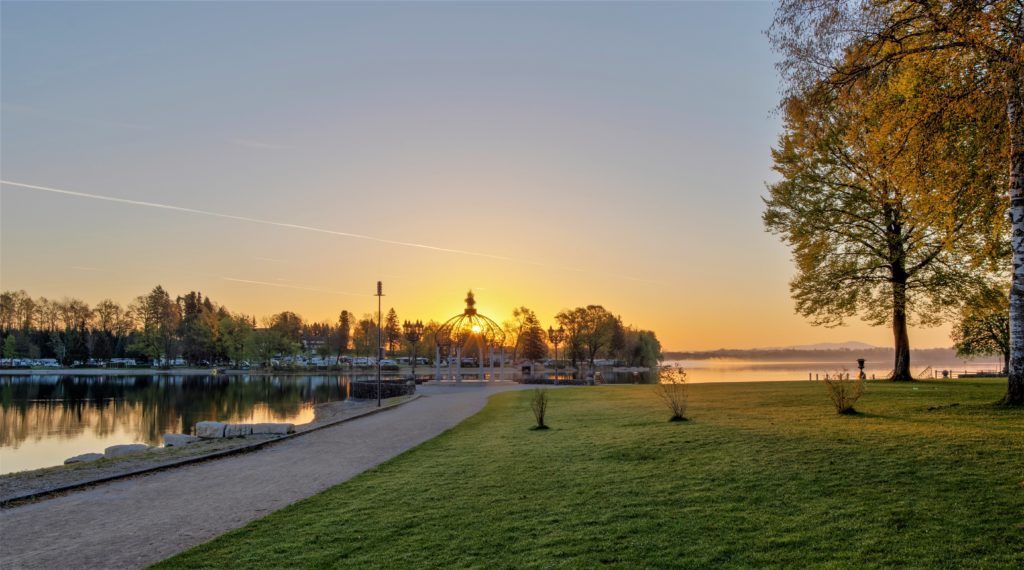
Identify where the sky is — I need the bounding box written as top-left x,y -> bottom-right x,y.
0,1 -> 956,351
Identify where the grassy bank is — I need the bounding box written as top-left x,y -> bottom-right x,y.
156,380 -> 1023,568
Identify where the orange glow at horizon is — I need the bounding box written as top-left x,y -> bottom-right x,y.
0,2 -> 960,353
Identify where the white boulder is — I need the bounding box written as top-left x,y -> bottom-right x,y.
250,423 -> 295,435
64,452 -> 104,465
195,421 -> 227,438
163,433 -> 199,447
104,444 -> 152,459
223,424 -> 253,437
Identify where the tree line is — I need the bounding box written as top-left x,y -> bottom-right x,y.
765,0 -> 1022,404
0,287 -> 661,369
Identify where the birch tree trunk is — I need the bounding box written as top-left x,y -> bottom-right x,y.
1007,68 -> 1024,405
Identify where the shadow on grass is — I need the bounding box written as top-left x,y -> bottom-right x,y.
834,408 -> 866,418
846,411 -> 892,420
921,401 -> 1023,414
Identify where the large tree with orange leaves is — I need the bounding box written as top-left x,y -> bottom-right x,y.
769,0 -> 1022,402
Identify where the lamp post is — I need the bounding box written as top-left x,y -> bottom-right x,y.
375,281 -> 384,407
403,319 -> 424,381
547,325 -> 565,382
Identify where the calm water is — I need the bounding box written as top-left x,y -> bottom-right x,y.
665,358 -> 1003,383
0,375 -> 349,474
2,360 -> 1004,474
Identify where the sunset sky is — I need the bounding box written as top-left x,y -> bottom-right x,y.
0,1 -> 956,351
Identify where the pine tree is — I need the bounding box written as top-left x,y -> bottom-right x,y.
519,311 -> 548,362
2,334 -> 15,360
336,310 -> 352,364
384,308 -> 401,355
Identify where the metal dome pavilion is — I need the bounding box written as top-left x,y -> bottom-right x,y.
433,291 -> 507,382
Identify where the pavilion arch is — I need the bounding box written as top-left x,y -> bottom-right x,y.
433,291 -> 507,382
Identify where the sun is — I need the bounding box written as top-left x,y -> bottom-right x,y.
471,324 -> 482,333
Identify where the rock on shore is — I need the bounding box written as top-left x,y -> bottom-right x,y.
224,424 -> 253,437
195,421 -> 227,438
104,444 -> 152,459
64,453 -> 104,465
251,423 -> 295,435
194,421 -> 294,438
163,433 -> 199,447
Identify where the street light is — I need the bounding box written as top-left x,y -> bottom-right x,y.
547,325 -> 565,382
403,319 -> 424,381
375,281 -> 384,408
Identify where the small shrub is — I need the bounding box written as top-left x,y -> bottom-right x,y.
824,370 -> 864,415
530,389 -> 549,429
657,366 -> 689,422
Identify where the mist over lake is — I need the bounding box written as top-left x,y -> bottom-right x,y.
665,348 -> 1002,383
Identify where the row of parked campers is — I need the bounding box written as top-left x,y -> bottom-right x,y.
1,358 -> 61,368
347,357 -> 430,366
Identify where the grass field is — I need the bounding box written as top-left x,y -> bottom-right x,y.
155,380 -> 1023,568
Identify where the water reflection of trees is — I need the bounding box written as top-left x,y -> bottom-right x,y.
0,375 -> 348,448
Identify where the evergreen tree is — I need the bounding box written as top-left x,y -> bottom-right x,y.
519,310 -> 548,362
384,308 -> 401,355
2,334 -> 15,360
178,291 -> 217,364
336,310 -> 352,364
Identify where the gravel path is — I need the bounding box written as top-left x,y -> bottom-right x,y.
0,383 -> 531,569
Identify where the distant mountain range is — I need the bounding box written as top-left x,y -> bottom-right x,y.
758,341 -> 879,351
663,345 -> 963,363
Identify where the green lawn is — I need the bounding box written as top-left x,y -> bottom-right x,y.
155,380 -> 1023,568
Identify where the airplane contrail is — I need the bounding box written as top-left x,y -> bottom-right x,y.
0,180 -> 515,261
1,179 -> 667,285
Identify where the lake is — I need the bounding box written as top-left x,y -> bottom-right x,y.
0,374 -> 350,474
664,357 -> 1003,383
2,359 -> 1005,474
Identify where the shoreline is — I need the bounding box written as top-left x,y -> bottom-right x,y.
0,367 -> 385,376
0,394 -> 418,506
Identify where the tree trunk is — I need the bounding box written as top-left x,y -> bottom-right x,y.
891,280 -> 913,381
1007,68 -> 1024,405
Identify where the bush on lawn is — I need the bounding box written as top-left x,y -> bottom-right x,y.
531,389 -> 549,429
657,366 -> 689,422
824,371 -> 864,415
